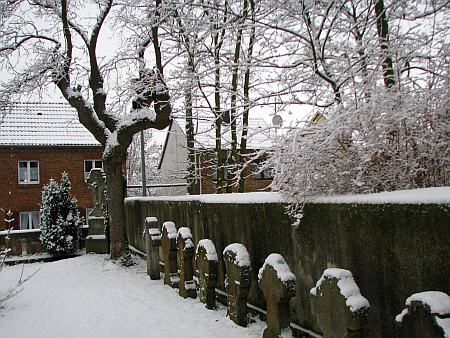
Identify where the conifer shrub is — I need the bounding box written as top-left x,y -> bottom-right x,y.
40,173 -> 82,257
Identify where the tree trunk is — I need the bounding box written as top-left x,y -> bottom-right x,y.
374,0 -> 395,88
104,158 -> 127,259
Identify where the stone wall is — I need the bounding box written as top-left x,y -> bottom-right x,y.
124,196 -> 450,337
0,227 -> 89,257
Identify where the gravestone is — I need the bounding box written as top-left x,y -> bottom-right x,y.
85,168 -> 108,254
258,253 -> 296,338
395,291 -> 450,338
310,268 -> 370,338
195,239 -> 218,310
144,216 -> 161,280
161,221 -> 179,288
223,243 -> 251,327
177,227 -> 196,299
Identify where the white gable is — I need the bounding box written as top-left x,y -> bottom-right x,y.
173,116 -> 273,150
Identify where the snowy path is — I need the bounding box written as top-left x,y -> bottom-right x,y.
0,255 -> 265,338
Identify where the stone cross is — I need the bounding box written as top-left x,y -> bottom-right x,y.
177,227 -> 196,299
258,253 -> 296,338
195,239 -> 218,310
223,243 -> 251,327
161,221 -> 179,288
310,268 -> 369,338
395,291 -> 450,338
144,217 -> 161,280
87,168 -> 106,217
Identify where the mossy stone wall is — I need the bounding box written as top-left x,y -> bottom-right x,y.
124,198 -> 450,337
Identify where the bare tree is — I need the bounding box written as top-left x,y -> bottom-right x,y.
0,1 -> 172,259
265,0 -> 449,221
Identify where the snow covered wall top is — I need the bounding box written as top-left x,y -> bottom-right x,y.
126,187 -> 450,205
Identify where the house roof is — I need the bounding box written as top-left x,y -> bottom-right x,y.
0,102 -> 101,147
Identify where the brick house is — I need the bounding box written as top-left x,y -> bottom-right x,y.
158,117 -> 274,195
0,102 -> 103,230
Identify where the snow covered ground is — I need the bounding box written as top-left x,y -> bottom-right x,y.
0,254 -> 265,338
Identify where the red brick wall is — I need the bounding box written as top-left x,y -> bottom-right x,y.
198,151 -> 272,194
0,146 -> 103,230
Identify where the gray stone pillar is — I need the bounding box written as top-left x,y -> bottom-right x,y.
144,217 -> 161,280
177,227 -> 196,299
310,268 -> 369,338
258,253 -> 296,338
223,243 -> 251,327
395,291 -> 450,338
195,239 -> 218,310
161,221 -> 179,288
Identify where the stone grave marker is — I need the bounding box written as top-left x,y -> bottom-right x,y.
195,239 -> 218,309
395,291 -> 450,338
310,268 -> 370,338
177,227 -> 196,299
144,216 -> 161,280
87,169 -> 106,218
258,253 -> 296,338
85,169 -> 108,254
161,221 -> 179,288
223,243 -> 251,327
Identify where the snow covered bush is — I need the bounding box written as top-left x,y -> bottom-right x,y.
269,88 -> 449,222
40,173 -> 82,257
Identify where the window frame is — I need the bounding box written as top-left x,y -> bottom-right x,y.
18,160 -> 40,185
84,159 -> 103,181
253,167 -> 274,180
19,211 -> 41,230
85,208 -> 93,223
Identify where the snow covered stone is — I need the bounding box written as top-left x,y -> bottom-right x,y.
310,268 -> 369,338
161,221 -> 179,288
195,239 -> 218,309
258,253 -> 296,338
395,291 -> 450,338
177,227 -> 196,299
223,243 -> 251,327
144,217 -> 161,280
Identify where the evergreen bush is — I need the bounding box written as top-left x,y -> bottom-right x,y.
40,173 -> 82,257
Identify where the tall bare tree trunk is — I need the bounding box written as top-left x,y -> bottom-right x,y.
238,0 -> 255,192
374,0 -> 395,88
104,157 -> 127,259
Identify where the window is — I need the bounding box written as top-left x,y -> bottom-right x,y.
84,160 -> 103,181
253,167 -> 274,180
20,211 -> 40,230
85,208 -> 93,223
212,166 -> 231,181
18,160 -> 39,184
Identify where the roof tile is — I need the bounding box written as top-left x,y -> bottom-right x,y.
0,102 -> 101,147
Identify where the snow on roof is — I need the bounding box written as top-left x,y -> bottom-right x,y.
0,102 -> 101,147
171,116 -> 273,150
